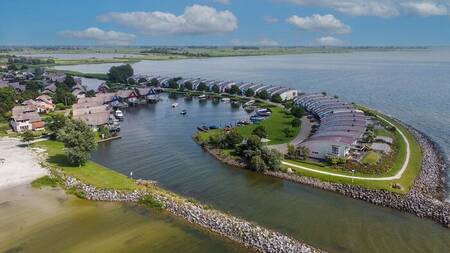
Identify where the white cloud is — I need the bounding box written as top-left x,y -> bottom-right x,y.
215,0 -> 231,4
402,2 -> 448,16
315,36 -> 347,46
264,15 -> 279,23
58,27 -> 136,45
231,38 -> 280,46
98,5 -> 238,36
277,0 -> 450,17
286,14 -> 351,34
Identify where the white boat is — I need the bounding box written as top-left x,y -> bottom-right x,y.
221,97 -> 230,102
198,94 -> 207,100
115,110 -> 124,120
256,108 -> 272,117
172,103 -> 179,108
244,100 -> 256,107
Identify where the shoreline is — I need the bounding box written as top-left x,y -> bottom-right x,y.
196,120 -> 450,227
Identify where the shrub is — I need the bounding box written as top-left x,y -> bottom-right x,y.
139,195 -> 163,209
31,175 -> 62,188
252,125 -> 267,138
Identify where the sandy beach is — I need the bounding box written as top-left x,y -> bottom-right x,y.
0,137 -> 48,190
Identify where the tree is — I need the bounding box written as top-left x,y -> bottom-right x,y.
86,90 -> 96,97
64,75 -> 77,89
211,84 -> 220,93
250,155 -> 267,172
150,78 -> 159,87
168,78 -> 179,89
245,88 -> 255,97
196,82 -> 208,92
184,81 -> 193,90
252,125 -> 267,138
229,85 -> 240,95
282,127 -> 294,137
107,64 -> 134,83
45,114 -> 67,139
291,118 -> 302,128
21,130 -> 35,145
222,130 -> 243,148
290,106 -> 305,118
256,90 -> 269,100
58,119 -> 97,166
54,84 -> 76,106
0,87 -> 17,118
261,148 -> 282,171
128,78 -> 136,85
270,94 -> 283,103
98,125 -> 111,139
138,77 -> 147,84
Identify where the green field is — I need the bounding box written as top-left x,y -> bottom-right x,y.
362,151 -> 381,165
283,109 -> 423,194
33,140 -> 138,190
197,105 -> 299,145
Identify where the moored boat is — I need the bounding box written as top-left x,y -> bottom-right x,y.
115,110 -> 124,120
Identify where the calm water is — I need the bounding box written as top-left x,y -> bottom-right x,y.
0,185 -> 247,253
54,50 -> 450,252
88,95 -> 450,253
19,53 -> 137,59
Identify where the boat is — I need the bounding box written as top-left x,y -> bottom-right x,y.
197,125 -> 209,132
115,110 -> 124,120
250,115 -> 266,122
256,108 -> 272,117
221,97 -> 230,103
180,109 -> 187,115
237,120 -> 250,126
243,100 -> 255,107
209,125 -> 219,129
244,106 -> 256,113
172,103 -> 178,108
198,94 -> 207,100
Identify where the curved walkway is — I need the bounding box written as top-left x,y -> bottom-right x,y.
282,115 -> 411,181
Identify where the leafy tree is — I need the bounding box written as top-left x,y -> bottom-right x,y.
138,77 -> 147,84
290,106 -> 305,118
250,155 -> 267,172
21,64 -> 28,70
168,78 -> 179,89
86,90 -> 96,97
321,91 -> 327,96
64,75 -> 77,89
184,81 -> 193,90
196,82 -> 208,92
291,118 -> 302,127
252,125 -> 267,138
107,64 -> 134,83
270,94 -> 283,103
99,125 -> 111,139
58,119 -> 97,166
128,78 -> 136,85
34,68 -> 45,77
211,84 -> 220,93
150,78 -> 159,87
223,130 -> 243,148
21,130 -> 35,145
287,144 -> 296,158
54,84 -> 76,106
261,147 -> 283,171
45,114 -> 67,138
245,88 -> 255,97
229,85 -> 240,95
256,90 -> 269,100
0,87 -> 17,118
282,127 -> 294,137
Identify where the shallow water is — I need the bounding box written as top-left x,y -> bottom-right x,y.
89,95 -> 450,253
0,185 -> 248,253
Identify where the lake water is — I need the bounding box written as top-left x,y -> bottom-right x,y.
19,53 -> 138,59
0,185 -> 247,253
53,49 -> 450,252
87,95 -> 450,253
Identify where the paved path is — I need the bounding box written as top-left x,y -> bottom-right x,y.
283,115 -> 411,181
269,116 -> 312,154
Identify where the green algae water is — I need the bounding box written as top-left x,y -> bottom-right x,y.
0,185 -> 248,253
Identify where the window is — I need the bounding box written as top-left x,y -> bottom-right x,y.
332,145 -> 340,155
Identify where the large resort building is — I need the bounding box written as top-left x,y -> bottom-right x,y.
294,94 -> 368,160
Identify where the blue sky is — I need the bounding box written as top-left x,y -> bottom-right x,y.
1,0 -> 450,46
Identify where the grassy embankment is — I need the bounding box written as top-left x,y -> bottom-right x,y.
33,140 -> 137,190
283,108 -> 422,194
196,103 -> 300,145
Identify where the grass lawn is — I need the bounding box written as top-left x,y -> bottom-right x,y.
198,105 -> 299,145
362,151 -> 381,165
33,140 -> 138,191
283,108 -> 423,194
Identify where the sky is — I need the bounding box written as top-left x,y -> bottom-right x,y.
1,0 -> 450,46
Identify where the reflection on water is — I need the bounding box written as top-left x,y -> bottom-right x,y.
0,185 -> 247,253
91,95 -> 450,253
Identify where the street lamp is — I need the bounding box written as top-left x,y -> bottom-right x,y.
351,169 -> 355,183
